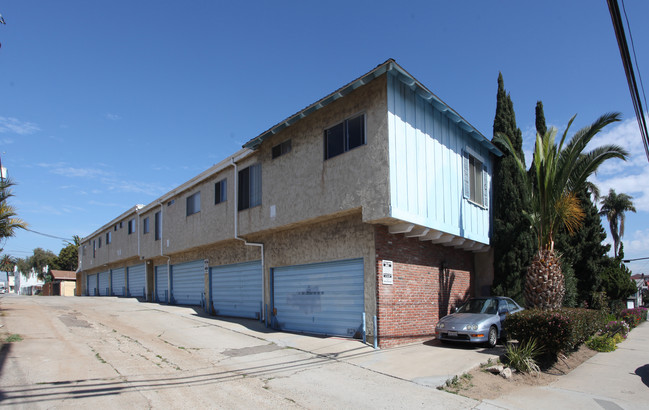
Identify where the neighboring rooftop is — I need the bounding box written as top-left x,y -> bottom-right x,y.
51,270 -> 77,281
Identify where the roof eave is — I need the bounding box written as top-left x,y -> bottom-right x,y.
243,59 -> 502,157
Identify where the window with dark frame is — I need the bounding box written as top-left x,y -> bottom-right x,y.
98,237 -> 102,248
106,232 -> 111,244
154,211 -> 161,240
272,140 -> 292,159
324,114 -> 365,160
128,219 -> 135,234
143,217 -> 150,234
186,191 -> 201,216
215,179 -> 227,204
93,240 -> 96,258
238,163 -> 261,211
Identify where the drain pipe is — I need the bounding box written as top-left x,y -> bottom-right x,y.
231,157 -> 265,322
159,201 -> 172,304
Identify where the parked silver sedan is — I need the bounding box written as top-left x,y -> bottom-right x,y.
435,297 -> 524,347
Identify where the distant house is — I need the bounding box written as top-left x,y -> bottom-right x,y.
78,59 -> 502,348
628,274 -> 648,308
18,267 -> 45,295
43,270 -> 77,297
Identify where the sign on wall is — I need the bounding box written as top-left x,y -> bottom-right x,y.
382,260 -> 393,285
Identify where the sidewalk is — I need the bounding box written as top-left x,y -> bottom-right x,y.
478,321 -> 649,410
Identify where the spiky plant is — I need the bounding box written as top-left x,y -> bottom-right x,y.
0,178 -> 28,239
495,113 -> 627,309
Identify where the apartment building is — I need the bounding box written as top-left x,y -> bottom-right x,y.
78,59 -> 501,348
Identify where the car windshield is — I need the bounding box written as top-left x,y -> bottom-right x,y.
457,298 -> 498,314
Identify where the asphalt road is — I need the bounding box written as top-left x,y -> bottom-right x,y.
0,294 -> 477,409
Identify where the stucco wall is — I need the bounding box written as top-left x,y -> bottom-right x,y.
238,75 -> 390,236
262,212 -> 377,329
80,75 -> 390,272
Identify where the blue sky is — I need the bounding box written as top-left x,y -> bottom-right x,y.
1,1 -> 648,278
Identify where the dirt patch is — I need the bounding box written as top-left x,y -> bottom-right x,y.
441,344 -> 597,400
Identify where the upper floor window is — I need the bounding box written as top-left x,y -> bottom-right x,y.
463,150 -> 488,208
98,237 -> 102,248
324,114 -> 365,160
155,211 -> 161,240
106,232 -> 111,244
143,217 -> 150,234
215,179 -> 227,204
128,219 -> 135,234
187,191 -> 201,216
238,163 -> 261,211
272,140 -> 292,159
92,240 -> 96,258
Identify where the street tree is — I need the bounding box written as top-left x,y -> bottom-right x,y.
599,189 -> 636,257
495,112 -> 627,309
491,73 -> 536,304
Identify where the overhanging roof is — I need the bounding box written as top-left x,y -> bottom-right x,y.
243,59 -> 502,156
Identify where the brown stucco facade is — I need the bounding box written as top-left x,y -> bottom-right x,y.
78,60 -> 497,348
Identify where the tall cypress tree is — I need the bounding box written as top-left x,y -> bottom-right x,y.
535,101 -> 547,136
491,73 -> 535,304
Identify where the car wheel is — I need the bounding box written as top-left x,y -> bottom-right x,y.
487,326 -> 498,348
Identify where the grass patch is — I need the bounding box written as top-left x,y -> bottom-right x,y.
438,372 -> 474,394
95,353 -> 107,364
6,334 -> 22,343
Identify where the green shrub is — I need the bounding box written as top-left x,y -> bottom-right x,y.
586,335 -> 617,352
612,333 -> 625,344
504,338 -> 543,374
505,308 -> 607,359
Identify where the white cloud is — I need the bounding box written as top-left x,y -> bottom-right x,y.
588,114 -> 649,212
51,166 -> 111,178
105,113 -> 122,121
0,117 -> 40,135
1,137 -> 14,144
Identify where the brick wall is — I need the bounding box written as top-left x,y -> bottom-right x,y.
375,225 -> 473,348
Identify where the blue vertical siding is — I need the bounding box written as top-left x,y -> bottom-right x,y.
387,73 -> 491,244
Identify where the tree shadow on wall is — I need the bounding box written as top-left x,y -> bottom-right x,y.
438,265 -> 470,319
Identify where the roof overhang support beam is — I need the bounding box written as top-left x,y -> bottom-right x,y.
389,223 -> 415,235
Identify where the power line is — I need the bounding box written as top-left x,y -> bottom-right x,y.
621,0 -> 648,112
24,228 -> 73,242
607,0 -> 649,162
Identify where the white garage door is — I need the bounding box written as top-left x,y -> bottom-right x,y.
98,271 -> 110,296
210,260 -> 262,319
112,268 -> 126,296
171,260 -> 204,306
155,265 -> 168,303
272,258 -> 364,338
87,274 -> 98,296
127,264 -> 146,297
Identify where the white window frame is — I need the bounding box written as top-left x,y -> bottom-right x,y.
462,147 -> 488,208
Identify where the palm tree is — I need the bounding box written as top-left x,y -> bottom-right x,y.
0,254 -> 15,275
495,112 -> 628,309
0,178 -> 28,239
599,189 -> 636,257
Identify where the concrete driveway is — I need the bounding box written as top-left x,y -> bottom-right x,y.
0,294 -> 499,409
